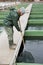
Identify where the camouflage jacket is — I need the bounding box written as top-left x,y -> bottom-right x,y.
4,8 -> 20,31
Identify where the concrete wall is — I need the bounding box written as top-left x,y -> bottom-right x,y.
20,0 -> 42,1
34,0 -> 40,2
0,0 -> 14,2
0,0 -> 42,2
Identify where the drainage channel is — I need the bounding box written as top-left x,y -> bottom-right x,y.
16,3 -> 43,64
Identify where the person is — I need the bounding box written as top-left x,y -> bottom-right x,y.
4,7 -> 25,48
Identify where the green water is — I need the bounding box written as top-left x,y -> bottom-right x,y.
17,39 -> 43,63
